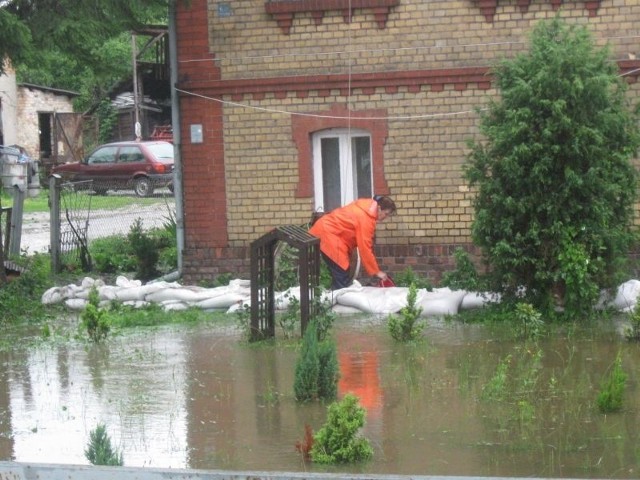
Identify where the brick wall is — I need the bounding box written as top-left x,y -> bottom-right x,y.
176,0 -> 640,284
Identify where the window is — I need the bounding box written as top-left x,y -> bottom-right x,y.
87,146 -> 117,165
119,146 -> 144,163
292,104 -> 389,201
313,128 -> 372,212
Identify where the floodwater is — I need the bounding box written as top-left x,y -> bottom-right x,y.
0,314 -> 639,478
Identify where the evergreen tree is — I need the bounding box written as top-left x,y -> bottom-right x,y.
465,17 -> 640,318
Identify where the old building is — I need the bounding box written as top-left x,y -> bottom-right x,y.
173,0 -> 640,284
16,83 -> 80,167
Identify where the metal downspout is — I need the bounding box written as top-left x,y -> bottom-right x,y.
169,0 -> 184,276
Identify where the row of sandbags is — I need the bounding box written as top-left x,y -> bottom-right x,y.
41,276 -> 640,317
41,276 -> 495,316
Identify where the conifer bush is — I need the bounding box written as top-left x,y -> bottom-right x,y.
465,17 -> 640,318
294,320 -> 339,401
310,393 -> 373,464
85,423 -> 123,466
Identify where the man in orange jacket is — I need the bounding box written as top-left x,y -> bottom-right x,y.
309,195 -> 396,289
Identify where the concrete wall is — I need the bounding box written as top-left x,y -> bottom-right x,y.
175,0 -> 640,283
0,65 -> 18,146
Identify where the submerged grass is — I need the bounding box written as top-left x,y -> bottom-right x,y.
106,303 -> 231,329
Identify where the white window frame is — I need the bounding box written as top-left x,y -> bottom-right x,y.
312,128 -> 372,212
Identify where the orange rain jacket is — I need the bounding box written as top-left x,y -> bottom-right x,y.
309,198 -> 381,275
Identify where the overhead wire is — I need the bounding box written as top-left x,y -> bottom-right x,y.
173,30 -> 640,121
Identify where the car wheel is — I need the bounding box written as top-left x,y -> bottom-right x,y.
93,187 -> 109,196
168,183 -> 174,193
134,177 -> 153,197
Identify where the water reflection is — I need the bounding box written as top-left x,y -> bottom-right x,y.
0,318 -> 638,478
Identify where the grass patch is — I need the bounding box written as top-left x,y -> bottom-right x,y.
2,189 -> 170,213
106,303 -> 231,329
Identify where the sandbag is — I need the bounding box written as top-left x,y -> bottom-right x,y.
460,291 -> 501,310
42,286 -> 72,305
115,276 -> 141,288
196,292 -> 248,310
335,285 -> 413,314
65,298 -> 87,310
417,288 -> 467,317
161,301 -> 191,311
610,279 -> 640,312
81,277 -> 105,289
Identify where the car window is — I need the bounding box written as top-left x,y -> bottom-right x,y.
87,146 -> 118,165
119,146 -> 145,163
146,143 -> 174,163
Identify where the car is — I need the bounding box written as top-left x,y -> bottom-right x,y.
51,140 -> 175,197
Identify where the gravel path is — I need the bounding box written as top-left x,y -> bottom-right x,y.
20,201 -> 175,254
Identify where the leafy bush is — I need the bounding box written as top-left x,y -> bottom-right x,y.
388,283 -> 424,342
279,294 -> 301,339
90,235 -> 137,273
310,393 -> 373,464
514,302 -> 545,340
0,253 -> 53,324
441,247 -> 482,291
89,213 -> 178,280
80,286 -> 110,342
393,266 -> 432,290
624,301 -> 640,341
312,292 -> 336,342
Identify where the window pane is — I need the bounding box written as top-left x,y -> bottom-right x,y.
321,137 -> 341,212
352,136 -> 372,198
119,146 -> 144,163
88,147 -> 117,165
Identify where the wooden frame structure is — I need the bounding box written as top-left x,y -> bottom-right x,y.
250,225 -> 320,341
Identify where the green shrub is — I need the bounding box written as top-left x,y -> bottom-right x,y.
279,294 -> 300,339
464,17 -> 640,317
388,283 -> 424,342
85,423 -> 123,466
80,286 -> 110,342
294,320 -> 339,401
624,300 -> 640,341
312,292 -> 336,342
514,302 -> 545,340
597,353 -> 627,413
0,253 -> 53,324
393,266 -> 432,290
90,235 -> 136,273
317,339 -> 339,400
310,393 -> 373,464
294,321 -> 320,401
127,218 -> 159,281
441,247 -> 482,291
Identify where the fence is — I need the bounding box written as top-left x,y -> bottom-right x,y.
49,176 -> 175,273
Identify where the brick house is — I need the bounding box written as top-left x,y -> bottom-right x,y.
173,0 -> 640,284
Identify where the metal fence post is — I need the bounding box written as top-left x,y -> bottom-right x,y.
49,174 -> 62,273
8,186 -> 24,256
